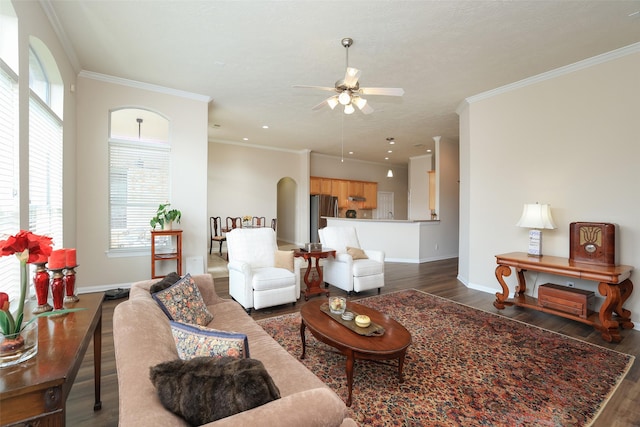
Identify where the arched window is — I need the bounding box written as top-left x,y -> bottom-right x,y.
28,37 -> 63,248
108,108 -> 171,251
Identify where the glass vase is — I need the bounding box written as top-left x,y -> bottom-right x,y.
0,321 -> 38,368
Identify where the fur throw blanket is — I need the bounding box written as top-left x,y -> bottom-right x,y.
150,357 -> 281,425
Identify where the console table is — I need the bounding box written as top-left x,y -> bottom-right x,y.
0,292 -> 104,426
494,252 -> 634,342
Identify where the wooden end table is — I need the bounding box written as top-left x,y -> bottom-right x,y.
294,249 -> 336,300
494,252 -> 634,342
300,300 -> 412,406
0,292 -> 104,426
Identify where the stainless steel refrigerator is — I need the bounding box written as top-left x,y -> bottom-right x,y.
310,194 -> 338,243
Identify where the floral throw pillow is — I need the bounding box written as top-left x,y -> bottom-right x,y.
152,273 -> 214,325
170,321 -> 250,360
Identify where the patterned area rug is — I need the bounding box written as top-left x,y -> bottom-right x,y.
257,289 -> 634,427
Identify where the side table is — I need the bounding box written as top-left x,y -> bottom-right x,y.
151,229 -> 183,278
294,249 -> 336,300
0,292 -> 104,426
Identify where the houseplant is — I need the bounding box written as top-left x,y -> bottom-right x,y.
150,203 -> 182,230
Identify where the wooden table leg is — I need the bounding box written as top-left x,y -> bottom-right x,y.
493,264 -> 512,309
344,349 -> 355,407
313,257 -> 330,298
93,306 -> 102,411
303,258 -> 312,301
300,320 -> 307,360
397,350 -> 407,383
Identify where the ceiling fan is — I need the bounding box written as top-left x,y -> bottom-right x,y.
293,38 -> 404,115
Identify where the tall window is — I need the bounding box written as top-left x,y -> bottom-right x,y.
109,108 -> 170,251
0,3 -> 20,300
28,42 -> 63,247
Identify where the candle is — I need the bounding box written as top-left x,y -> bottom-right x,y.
48,249 -> 67,270
66,248 -> 77,267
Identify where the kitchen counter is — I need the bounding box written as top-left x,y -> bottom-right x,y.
324,217 -> 454,263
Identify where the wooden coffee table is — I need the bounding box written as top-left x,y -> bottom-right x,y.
300,299 -> 411,406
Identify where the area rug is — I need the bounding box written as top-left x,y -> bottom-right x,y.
257,289 -> 634,427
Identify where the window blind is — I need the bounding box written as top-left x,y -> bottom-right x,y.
109,139 -> 170,250
0,61 -> 21,301
28,92 -> 63,248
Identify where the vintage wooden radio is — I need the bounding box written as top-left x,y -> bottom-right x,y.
569,222 -> 616,266
538,283 -> 595,319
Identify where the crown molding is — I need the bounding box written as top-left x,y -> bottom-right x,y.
209,138 -> 308,156
458,41 -> 640,112
78,70 -> 211,102
311,152 -> 407,168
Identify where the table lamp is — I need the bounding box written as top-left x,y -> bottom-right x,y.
516,203 -> 556,257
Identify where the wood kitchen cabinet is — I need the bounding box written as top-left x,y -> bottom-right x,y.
310,176 -> 321,194
332,180 -> 349,208
363,182 -> 378,209
347,181 -> 364,198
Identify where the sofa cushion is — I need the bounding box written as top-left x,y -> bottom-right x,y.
152,274 -> 214,325
252,267 -> 296,291
170,321 -> 249,360
149,272 -> 181,293
274,250 -> 294,272
346,246 -> 368,260
149,356 -> 280,425
352,258 -> 384,277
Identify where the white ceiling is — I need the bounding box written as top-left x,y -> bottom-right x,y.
43,1 -> 640,165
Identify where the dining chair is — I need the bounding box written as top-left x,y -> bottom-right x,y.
209,216 -> 227,257
271,218 -> 277,232
225,216 -> 241,231
252,216 -> 266,227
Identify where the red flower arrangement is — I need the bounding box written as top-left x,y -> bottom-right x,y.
0,231 -> 53,337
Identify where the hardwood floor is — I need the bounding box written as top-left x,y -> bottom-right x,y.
66,258 -> 640,426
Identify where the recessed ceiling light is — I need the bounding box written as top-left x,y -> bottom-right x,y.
262,125 -> 269,129
427,149 -> 432,153
387,150 -> 393,153
385,157 -> 389,160
349,151 -> 354,155
386,137 -> 395,144
243,137 -> 249,141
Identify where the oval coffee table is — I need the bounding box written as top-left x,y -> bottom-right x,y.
300,299 -> 412,407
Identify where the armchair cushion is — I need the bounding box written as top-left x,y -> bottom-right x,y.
346,246 -> 368,260
170,321 -> 249,360
152,274 -> 214,326
274,250 -> 294,272
252,267 -> 296,291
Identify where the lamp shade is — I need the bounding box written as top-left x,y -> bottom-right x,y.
387,169 -> 393,178
516,203 -> 556,229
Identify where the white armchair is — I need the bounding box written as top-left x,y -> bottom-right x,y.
227,228 -> 302,312
318,226 -> 385,295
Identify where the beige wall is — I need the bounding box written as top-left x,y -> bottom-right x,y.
459,46 -> 640,326
408,154 -> 432,220
76,75 -> 209,288
207,142 -> 309,246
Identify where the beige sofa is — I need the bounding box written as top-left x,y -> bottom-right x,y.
113,274 -> 357,427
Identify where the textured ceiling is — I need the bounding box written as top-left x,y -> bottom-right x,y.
44,1 -> 640,165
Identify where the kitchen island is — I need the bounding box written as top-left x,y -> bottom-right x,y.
325,217 -> 456,263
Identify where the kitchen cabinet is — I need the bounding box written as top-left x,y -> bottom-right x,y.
347,181 -> 364,198
332,180 -> 349,208
310,177 -> 321,194
320,178 -> 332,195
363,182 -> 378,209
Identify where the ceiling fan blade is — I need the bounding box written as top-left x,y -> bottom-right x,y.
360,103 -> 374,115
343,67 -> 361,87
293,85 -> 336,92
311,96 -> 339,111
358,87 -> 405,96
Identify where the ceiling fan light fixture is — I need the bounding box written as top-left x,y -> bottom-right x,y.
353,97 -> 367,110
344,103 -> 355,114
327,97 -> 339,110
338,90 -> 352,105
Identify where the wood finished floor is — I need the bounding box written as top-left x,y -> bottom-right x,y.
67,258 -> 640,426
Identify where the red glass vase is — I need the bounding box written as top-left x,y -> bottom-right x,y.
64,267 -> 79,303
51,270 -> 65,310
32,263 -> 53,314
